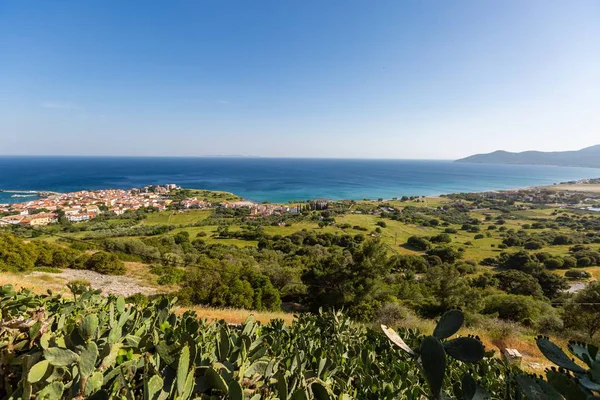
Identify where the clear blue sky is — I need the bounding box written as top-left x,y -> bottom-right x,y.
1,1 -> 598,158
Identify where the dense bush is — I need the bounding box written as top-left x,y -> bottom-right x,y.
563,281 -> 600,338
426,246 -> 462,264
0,233 -> 83,272
481,294 -> 557,324
430,233 -> 452,244
495,270 -> 544,298
84,251 -> 126,275
565,269 -> 591,279
0,286 -> 515,399
407,235 -> 431,251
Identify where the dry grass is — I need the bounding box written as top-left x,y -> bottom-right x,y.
0,271 -> 68,294
384,312 -> 558,373
179,305 -> 295,325
543,184 -> 600,193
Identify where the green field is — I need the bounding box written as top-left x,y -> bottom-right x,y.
143,209 -> 212,225
22,189 -> 600,284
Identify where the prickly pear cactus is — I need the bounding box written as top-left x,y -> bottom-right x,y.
381,309 -> 490,399
515,335 -> 600,399
1,286 -> 514,399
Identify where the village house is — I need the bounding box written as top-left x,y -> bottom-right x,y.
85,205 -> 101,214
109,207 -> 125,215
19,213 -> 57,227
63,207 -> 82,215
66,212 -> 97,222
180,198 -> 211,209
223,201 -> 255,209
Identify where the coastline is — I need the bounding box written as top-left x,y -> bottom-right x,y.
3,178 -> 600,209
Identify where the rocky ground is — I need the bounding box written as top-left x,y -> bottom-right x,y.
27,268 -> 159,297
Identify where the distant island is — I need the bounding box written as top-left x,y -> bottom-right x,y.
456,144 -> 600,168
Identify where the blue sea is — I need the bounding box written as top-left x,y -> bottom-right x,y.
0,156 -> 599,204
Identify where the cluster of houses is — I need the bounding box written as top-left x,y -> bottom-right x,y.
0,184 -> 178,227
220,200 -> 304,216
0,183 -> 329,228
178,198 -> 302,217
178,198 -> 212,209
248,204 -> 300,217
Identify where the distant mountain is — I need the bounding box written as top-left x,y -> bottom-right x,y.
456,145 -> 600,168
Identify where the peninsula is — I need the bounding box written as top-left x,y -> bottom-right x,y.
456,144 -> 600,168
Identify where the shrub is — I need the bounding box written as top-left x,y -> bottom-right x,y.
85,251 -> 126,275
407,236 -> 431,251
388,254 -> 428,273
375,302 -> 413,327
577,256 -> 592,267
453,262 -> 476,275
126,292 -> 149,307
563,281 -> 600,338
156,267 -> 186,285
496,270 -> 544,298
562,256 -> 578,269
485,318 -> 520,343
34,266 -> 63,273
67,279 -> 91,287
426,246 -> 462,263
536,314 -> 564,334
565,270 -> 591,279
430,233 -> 452,244
535,270 -> 569,299
543,257 -> 564,269
482,294 -> 553,324
524,240 -> 544,250
552,235 -> 571,245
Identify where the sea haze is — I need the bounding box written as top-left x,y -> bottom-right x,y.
0,156 -> 598,204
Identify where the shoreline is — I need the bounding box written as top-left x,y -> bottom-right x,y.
2,178 -> 600,208
2,158 -> 599,204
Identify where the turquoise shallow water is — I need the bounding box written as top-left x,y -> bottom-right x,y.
0,156 -> 598,203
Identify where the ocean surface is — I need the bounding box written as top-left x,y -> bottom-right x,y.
1,156 -> 599,204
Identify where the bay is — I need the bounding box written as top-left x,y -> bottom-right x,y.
0,156 -> 598,204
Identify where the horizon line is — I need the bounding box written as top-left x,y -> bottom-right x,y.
0,154 -> 457,161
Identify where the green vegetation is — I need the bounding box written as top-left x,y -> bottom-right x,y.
0,286 -> 508,399
2,286 -> 598,399
0,233 -> 124,276
3,187 -> 600,351
518,335 -> 600,398
0,233 -> 84,272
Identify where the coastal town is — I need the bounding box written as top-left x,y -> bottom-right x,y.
0,185 -> 178,227
0,184 -> 308,227
2,178 -> 600,229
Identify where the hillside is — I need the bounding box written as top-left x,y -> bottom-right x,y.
456,145 -> 600,168
2,186 -> 600,385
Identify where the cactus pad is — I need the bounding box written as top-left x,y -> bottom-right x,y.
421,335 -> 446,397
433,309 -> 464,340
